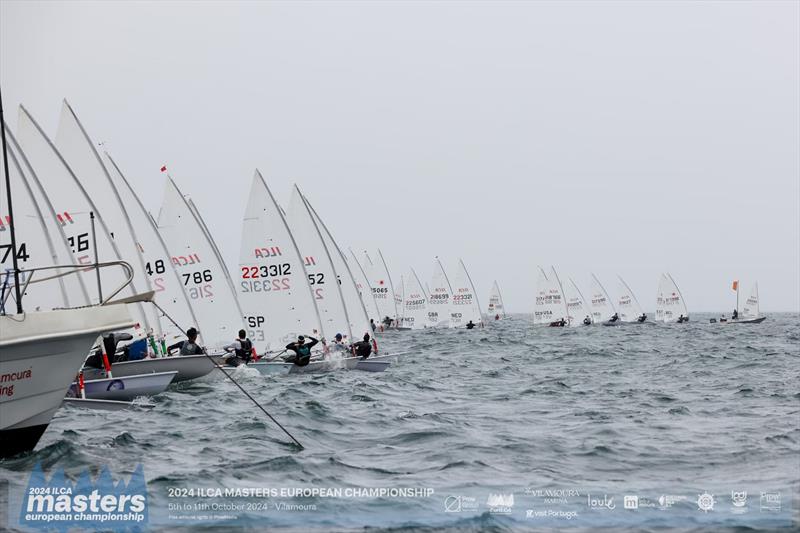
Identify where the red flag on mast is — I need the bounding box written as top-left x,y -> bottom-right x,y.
732,280 -> 739,291
160,165 -> 167,173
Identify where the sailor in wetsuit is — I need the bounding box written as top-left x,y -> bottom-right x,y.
677,314 -> 688,323
350,334 -> 373,359
608,313 -> 620,323
167,327 -> 206,355
583,316 -> 592,326
223,329 -> 253,367
283,335 -> 319,366
637,313 -> 647,323
732,308 -> 739,320
466,320 -> 476,329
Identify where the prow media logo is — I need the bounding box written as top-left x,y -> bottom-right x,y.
19,462 -> 148,531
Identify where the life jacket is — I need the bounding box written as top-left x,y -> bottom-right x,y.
180,341 -> 203,355
235,339 -> 253,361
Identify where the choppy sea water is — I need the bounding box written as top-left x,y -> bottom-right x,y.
2,313 -> 799,531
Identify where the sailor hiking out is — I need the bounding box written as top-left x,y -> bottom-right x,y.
223,330 -> 254,367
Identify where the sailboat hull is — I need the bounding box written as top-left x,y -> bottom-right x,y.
0,306 -> 135,458
66,371 -> 177,401
81,354 -> 216,382
729,317 -> 766,324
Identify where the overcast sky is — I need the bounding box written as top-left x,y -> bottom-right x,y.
2,0 -> 798,312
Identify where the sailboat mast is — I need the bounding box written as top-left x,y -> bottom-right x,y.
0,87 -> 23,314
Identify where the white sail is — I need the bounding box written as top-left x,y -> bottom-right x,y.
617,276 -> 644,322
427,257 -> 453,328
1,127 -> 88,311
103,152 -> 199,346
589,273 -> 616,323
394,275 -> 405,326
16,106 -> 151,331
304,192 -> 372,341
564,277 -> 591,326
236,172 -> 323,351
286,185 -> 350,340
549,267 -> 569,323
402,268 -> 428,329
362,250 -> 397,323
348,248 -> 381,322
655,273 -> 668,322
657,272 -> 688,323
450,259 -> 483,327
487,280 -> 506,318
156,177 -> 243,349
533,266 -> 550,325
54,101 -> 161,334
739,282 -> 760,319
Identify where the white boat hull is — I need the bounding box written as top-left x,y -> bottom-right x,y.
82,354 -> 216,382
66,371 -> 177,401
249,361 -> 293,375
0,305 -> 135,458
728,316 -> 766,324
61,398 -> 153,411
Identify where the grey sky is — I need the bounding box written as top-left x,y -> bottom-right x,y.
2,0 -> 798,312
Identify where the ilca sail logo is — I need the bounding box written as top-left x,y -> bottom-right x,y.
486,493 -> 514,513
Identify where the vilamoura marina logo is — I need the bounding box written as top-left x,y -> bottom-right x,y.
19,462 -> 148,531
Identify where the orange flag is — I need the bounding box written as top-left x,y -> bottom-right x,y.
732,280 -> 739,291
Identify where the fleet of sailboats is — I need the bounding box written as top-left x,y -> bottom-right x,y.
0,97 -> 769,458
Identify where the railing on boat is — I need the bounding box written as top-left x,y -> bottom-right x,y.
0,260 -> 134,314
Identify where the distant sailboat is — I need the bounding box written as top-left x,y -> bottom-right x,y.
730,280 -> 765,324
427,257 -> 453,328
655,273 -> 689,323
617,276 -> 646,323
348,248 -> 381,324
401,268 -> 428,329
535,266 -> 568,326
487,280 -> 506,320
361,250 -> 398,327
589,273 -> 617,325
533,267 -> 549,325
450,259 -> 483,328
564,277 -> 591,326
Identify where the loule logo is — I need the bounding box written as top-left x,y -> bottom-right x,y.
19,462 -> 148,531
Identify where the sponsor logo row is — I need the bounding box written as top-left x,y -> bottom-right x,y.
445,490 -> 782,514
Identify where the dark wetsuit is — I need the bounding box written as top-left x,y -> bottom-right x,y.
166,340 -> 204,355
351,340 -> 372,359
284,337 -> 319,366
466,321 -> 476,329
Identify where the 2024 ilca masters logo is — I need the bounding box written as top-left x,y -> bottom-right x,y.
19,462 -> 148,531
